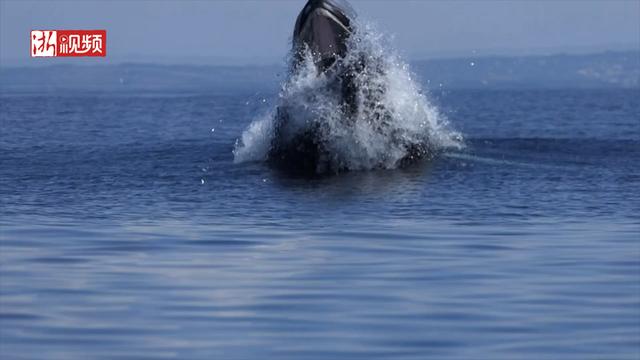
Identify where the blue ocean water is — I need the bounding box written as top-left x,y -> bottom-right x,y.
1,87 -> 639,359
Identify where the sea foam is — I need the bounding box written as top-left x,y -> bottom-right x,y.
234,22 -> 463,172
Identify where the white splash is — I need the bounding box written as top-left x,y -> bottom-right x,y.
234,21 -> 463,171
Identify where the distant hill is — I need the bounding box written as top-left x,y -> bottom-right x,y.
1,51 -> 638,93
412,51 -> 639,89
0,63 -> 285,93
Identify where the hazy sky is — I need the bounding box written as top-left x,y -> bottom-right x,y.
1,0 -> 639,65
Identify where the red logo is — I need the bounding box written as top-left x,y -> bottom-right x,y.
31,30 -> 106,57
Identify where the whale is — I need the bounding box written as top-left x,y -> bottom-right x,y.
289,0 -> 362,118
292,0 -> 357,72
269,0 -> 366,173
268,0 -> 429,173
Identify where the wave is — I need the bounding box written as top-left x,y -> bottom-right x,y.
233,22 -> 463,173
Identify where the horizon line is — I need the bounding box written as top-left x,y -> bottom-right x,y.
2,49 -> 639,69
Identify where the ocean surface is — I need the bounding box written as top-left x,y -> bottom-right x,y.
1,87 -> 639,359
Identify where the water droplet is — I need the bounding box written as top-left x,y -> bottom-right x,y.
470,62 -> 475,67
211,128 -> 215,132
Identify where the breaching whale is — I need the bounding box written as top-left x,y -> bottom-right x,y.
292,0 -> 356,72
268,0 -> 429,173
269,0 -> 366,172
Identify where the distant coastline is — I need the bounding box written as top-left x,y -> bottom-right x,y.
1,50 -> 638,92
